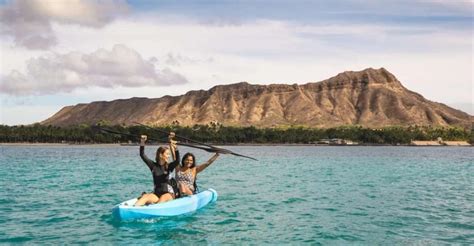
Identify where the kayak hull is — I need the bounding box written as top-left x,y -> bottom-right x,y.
112,188 -> 218,220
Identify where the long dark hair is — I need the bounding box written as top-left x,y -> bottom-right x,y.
181,152 -> 196,168
156,146 -> 169,165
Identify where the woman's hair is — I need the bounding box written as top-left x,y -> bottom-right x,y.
155,146 -> 169,163
181,152 -> 196,168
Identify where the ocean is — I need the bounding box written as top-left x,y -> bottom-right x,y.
0,145 -> 472,244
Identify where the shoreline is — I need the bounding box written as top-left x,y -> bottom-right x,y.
0,143 -> 121,146
0,142 -> 471,147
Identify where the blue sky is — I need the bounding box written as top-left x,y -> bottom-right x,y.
0,0 -> 472,125
127,0 -> 472,26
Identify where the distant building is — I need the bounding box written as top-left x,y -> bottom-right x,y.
317,139 -> 330,144
411,139 -> 471,146
330,138 -> 344,145
444,141 -> 471,146
317,138 -> 357,145
344,140 -> 358,145
410,141 -> 442,146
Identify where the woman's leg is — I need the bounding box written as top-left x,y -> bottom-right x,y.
134,193 -> 159,206
157,193 -> 175,203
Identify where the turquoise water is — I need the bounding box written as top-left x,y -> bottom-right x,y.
0,145 -> 472,244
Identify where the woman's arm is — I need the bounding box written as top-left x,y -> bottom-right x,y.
139,135 -> 155,171
196,153 -> 219,174
169,132 -> 177,161
168,132 -> 180,172
168,150 -> 180,172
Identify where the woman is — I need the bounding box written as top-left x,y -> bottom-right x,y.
134,134 -> 180,206
175,152 -> 219,196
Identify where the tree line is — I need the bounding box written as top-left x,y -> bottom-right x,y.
0,123 -> 472,145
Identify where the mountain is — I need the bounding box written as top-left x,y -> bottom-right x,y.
41,68 -> 472,128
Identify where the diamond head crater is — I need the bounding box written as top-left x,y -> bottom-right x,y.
2,68 -> 472,145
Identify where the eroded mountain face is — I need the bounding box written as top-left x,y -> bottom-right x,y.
41,68 -> 472,128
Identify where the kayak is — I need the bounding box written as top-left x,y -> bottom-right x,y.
112,188 -> 218,220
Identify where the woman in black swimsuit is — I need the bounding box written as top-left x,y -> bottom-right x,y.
134,134 -> 180,206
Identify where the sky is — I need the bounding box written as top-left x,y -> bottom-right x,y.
0,0 -> 472,125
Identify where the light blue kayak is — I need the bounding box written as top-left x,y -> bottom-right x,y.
112,188 -> 218,220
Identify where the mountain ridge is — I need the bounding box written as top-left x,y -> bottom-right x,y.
41,68 -> 472,128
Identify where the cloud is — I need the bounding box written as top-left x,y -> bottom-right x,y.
165,53 -> 214,66
1,13 -> 472,125
0,44 -> 188,95
0,0 -> 129,49
42,16 -> 471,101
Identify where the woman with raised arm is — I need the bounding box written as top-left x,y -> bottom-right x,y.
175,152 -> 220,196
134,133 -> 180,206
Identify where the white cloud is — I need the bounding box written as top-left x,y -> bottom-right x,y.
0,44 -> 188,95
0,0 -> 129,49
164,53 -> 214,66
0,14 -> 472,124
6,16 -> 469,101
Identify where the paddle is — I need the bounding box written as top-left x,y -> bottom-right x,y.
132,122 -> 258,161
133,122 -> 219,149
94,126 -> 224,153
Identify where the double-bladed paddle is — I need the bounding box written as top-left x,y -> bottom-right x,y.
133,122 -> 258,161
94,126 -> 217,152
95,125 -> 257,161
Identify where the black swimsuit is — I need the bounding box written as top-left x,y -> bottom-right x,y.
139,146 -> 180,196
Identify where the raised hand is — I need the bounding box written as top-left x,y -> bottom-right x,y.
140,135 -> 147,145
